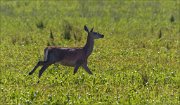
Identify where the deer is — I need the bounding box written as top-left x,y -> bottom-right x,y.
29,25 -> 104,82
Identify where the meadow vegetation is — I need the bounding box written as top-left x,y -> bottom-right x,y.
0,0 -> 179,104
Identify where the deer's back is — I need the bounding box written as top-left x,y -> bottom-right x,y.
45,46 -> 85,66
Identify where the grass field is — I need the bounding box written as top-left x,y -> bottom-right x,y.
0,0 -> 179,105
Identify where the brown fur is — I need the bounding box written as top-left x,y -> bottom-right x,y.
29,25 -> 104,82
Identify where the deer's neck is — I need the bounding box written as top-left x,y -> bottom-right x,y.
83,35 -> 94,57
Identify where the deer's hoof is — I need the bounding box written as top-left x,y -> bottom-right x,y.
29,72 -> 33,75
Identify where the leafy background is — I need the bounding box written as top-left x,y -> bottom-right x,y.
0,0 -> 179,104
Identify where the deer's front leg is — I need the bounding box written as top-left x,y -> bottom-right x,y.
82,64 -> 93,75
73,64 -> 80,75
73,60 -> 84,75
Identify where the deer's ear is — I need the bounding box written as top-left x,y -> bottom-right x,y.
90,27 -> 94,32
84,25 -> 89,32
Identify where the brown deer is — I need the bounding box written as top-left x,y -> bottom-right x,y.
29,25 -> 104,81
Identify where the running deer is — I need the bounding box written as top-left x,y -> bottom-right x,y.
29,25 -> 104,81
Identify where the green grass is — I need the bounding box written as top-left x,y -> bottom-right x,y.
0,0 -> 179,105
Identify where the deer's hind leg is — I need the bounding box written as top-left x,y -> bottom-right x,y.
29,48 -> 50,76
29,61 -> 45,75
38,62 -> 52,79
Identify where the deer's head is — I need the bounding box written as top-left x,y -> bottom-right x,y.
84,25 -> 104,39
